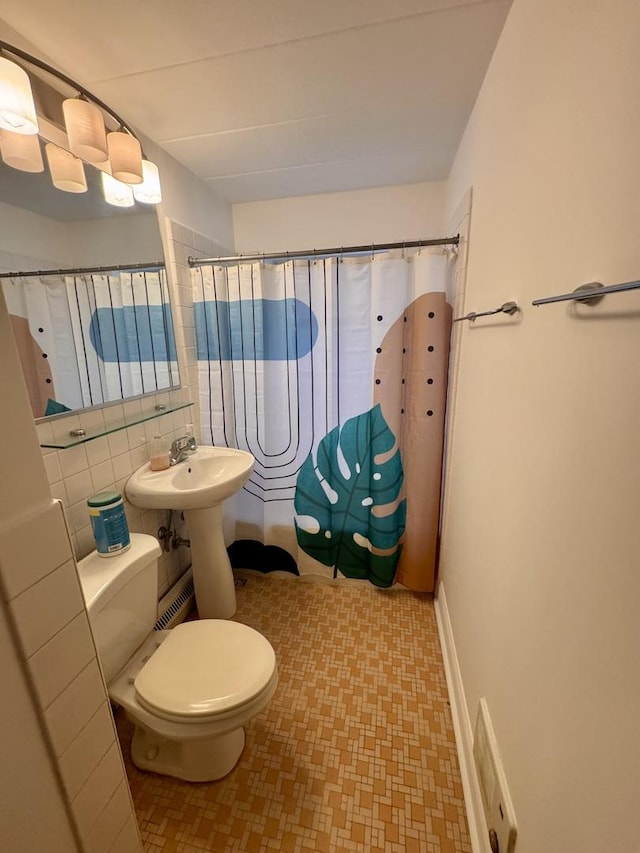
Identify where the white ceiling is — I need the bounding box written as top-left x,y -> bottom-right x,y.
2,0 -> 512,203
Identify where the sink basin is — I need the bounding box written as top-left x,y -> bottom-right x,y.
125,445 -> 254,619
125,446 -> 254,510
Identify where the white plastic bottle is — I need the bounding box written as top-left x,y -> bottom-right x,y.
149,434 -> 170,471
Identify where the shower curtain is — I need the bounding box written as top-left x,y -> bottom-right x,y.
192,248 -> 453,591
2,269 -> 177,416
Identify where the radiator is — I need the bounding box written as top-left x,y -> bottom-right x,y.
154,569 -> 195,630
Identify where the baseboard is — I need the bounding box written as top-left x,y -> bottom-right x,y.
434,582 -> 490,853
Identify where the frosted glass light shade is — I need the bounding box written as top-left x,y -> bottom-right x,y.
0,128 -> 43,172
107,130 -> 143,184
0,57 -> 38,134
132,159 -> 162,204
63,98 -> 108,162
101,171 -> 134,207
45,143 -> 87,193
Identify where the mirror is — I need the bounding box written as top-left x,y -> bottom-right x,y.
0,153 -> 180,419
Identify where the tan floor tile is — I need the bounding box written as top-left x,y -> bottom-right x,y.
115,574 -> 471,852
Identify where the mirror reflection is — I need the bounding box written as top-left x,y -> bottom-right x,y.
0,154 -> 180,419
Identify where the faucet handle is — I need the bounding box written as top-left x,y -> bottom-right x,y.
169,432 -> 197,462
185,424 -> 196,451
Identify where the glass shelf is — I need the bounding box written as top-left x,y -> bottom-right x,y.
40,401 -> 194,450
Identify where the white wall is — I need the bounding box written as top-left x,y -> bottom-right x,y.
148,135 -> 234,251
66,213 -> 162,268
0,200 -> 71,271
233,181 -> 446,252
439,1 -> 640,851
0,205 -> 162,272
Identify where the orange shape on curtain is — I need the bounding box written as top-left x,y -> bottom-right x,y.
373,292 -> 452,592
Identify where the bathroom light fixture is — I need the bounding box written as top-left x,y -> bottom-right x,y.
0,40 -> 162,203
45,142 -> 87,193
107,129 -> 143,184
101,171 -> 134,207
133,159 -> 162,204
0,128 -> 43,172
62,97 -> 108,162
0,56 -> 38,134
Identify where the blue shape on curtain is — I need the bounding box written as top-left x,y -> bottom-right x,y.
89,305 -> 177,362
194,298 -> 318,361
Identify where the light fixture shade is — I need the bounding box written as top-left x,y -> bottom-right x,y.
101,171 -> 134,207
0,128 -> 43,172
45,143 -> 87,193
107,130 -> 143,184
63,98 -> 108,163
0,57 -> 39,134
132,159 -> 162,204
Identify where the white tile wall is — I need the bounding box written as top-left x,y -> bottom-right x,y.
59,702 -> 117,800
42,406 -> 194,603
65,470 -> 94,506
0,498 -> 143,852
46,659 -> 106,757
10,558 -> 85,658
0,500 -> 74,598
86,436 -> 111,467
72,743 -> 126,840
27,610 -> 97,709
85,781 -> 132,853
110,816 -> 142,853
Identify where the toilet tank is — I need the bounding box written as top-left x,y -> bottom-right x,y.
77,533 -> 162,682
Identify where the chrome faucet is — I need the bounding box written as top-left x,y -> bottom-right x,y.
169,433 -> 197,465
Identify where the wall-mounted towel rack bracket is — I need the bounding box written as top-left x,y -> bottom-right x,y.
532,281 -> 605,307
532,279 -> 640,307
571,282 -> 605,305
453,301 -> 519,323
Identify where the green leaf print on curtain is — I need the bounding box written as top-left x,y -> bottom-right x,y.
294,404 -> 406,587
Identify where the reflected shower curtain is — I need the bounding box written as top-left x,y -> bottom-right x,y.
192,249 -> 453,591
2,269 -> 177,416
69,269 -> 178,405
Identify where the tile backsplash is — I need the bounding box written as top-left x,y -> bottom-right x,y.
38,394 -> 193,599
36,219 -> 220,600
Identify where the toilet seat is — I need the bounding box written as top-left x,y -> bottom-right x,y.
134,620 -> 277,721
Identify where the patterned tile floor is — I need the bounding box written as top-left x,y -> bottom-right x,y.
115,573 -> 470,852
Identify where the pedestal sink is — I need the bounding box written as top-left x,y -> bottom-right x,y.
125,446 -> 254,619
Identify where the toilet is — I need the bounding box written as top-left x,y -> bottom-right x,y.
77,533 -> 278,782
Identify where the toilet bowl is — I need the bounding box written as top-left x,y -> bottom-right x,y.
77,533 -> 278,782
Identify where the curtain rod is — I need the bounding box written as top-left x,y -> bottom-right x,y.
188,236 -> 459,267
0,261 -> 166,279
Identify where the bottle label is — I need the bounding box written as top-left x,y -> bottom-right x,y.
89,502 -> 131,556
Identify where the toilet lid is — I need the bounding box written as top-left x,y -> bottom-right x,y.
134,620 -> 276,718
